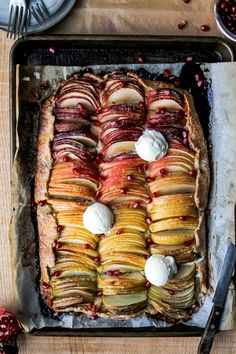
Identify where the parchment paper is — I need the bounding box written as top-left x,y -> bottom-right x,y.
11,62 -> 236,332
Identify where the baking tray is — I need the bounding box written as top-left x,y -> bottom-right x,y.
9,35 -> 235,337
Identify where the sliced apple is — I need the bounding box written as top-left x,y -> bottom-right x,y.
102,292 -> 147,314
148,173 -> 196,195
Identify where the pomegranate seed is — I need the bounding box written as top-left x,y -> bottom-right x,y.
107,270 -> 114,276
183,138 -> 189,146
137,56 -> 144,63
152,192 -> 159,198
38,199 -> 47,206
100,233 -> 106,239
54,271 -> 61,277
178,20 -> 187,29
57,225 -> 64,233
220,2 -> 227,9
63,155 -> 70,162
191,303 -> 199,311
47,299 -> 53,307
168,289 -> 175,295
146,217 -> 152,225
120,187 -> 127,194
145,197 -> 152,204
49,47 -> 55,54
55,241 -> 63,249
163,69 -> 171,77
133,201 -> 140,208
96,153 -> 103,163
127,174 -> 132,181
189,170 -> 197,177
182,130 -> 188,138
146,237 -> 152,244
197,79 -> 203,88
186,56 -> 193,62
73,168 -> 80,176
179,215 -> 187,221
116,229 -> 123,235
96,107 -> 102,114
174,79 -> 180,87
88,304 -> 97,312
31,200 -> 37,208
90,314 -> 98,320
160,168 -> 167,177
95,190 -> 101,199
195,74 -> 200,81
156,107 -> 166,114
145,281 -> 151,288
83,243 -> 90,249
121,81 -> 128,88
97,290 -> 103,296
184,240 -> 193,246
94,256 -> 100,262
113,270 -> 121,276
138,102 -> 145,108
40,81 -> 50,90
92,120 -> 100,126
200,24 -> 210,32
99,175 -> 106,183
187,309 -> 193,317
42,282 -> 49,289
183,0 -> 191,3
98,82 -> 105,90
146,176 -> 154,183
137,164 -> 148,173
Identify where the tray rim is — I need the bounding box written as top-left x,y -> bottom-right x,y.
9,34 -> 234,337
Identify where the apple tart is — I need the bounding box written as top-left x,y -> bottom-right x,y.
35,71 -> 209,321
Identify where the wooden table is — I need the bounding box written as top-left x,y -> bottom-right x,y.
0,1 -> 236,352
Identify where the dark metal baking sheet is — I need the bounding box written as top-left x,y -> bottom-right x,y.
10,35 -> 233,337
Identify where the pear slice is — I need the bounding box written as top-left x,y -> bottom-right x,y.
103,292 -> 147,314
151,229 -> 195,245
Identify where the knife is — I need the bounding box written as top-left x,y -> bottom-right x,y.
197,242 -> 236,354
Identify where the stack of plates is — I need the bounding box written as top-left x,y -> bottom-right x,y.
0,0 -> 76,33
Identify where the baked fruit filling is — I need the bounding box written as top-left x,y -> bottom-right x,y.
35,72 -> 209,321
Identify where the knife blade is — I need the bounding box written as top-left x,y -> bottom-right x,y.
197,242 -> 236,354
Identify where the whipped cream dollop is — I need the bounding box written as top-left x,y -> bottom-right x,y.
144,255 -> 177,286
135,130 -> 168,162
83,202 -> 114,234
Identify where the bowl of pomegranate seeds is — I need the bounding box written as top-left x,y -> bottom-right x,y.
215,0 -> 236,41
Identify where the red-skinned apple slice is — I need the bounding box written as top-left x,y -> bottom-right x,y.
146,89 -> 185,110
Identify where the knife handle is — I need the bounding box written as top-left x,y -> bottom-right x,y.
197,304 -> 223,354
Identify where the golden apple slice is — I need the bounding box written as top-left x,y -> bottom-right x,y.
56,252 -> 98,270
151,204 -> 197,221
48,182 -> 95,201
47,198 -> 90,212
171,264 -> 196,283
149,173 -> 196,196
102,292 -> 147,314
100,248 -> 149,261
149,217 -> 198,233
150,243 -> 196,263
53,288 -> 95,302
150,194 -> 195,208
54,243 -> 98,258
98,272 -> 146,288
52,297 -> 85,310
98,256 -> 146,273
58,234 -> 98,249
151,229 -> 195,245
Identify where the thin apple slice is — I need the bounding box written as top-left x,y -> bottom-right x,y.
54,243 -> 98,258
150,243 -> 196,263
53,288 -> 95,302
103,292 -> 147,311
102,141 -> 136,158
58,234 -> 98,249
51,297 -> 85,309
149,173 -> 196,195
150,204 -> 197,221
150,194 -> 195,208
149,217 -> 198,233
48,182 -> 95,201
171,264 -> 196,283
151,229 -> 195,245
47,198 -> 90,212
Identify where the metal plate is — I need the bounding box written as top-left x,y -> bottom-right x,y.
9,35 -> 235,337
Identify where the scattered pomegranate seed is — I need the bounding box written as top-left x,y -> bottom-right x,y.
191,303 -> 199,312
182,130 -> 188,138
145,281 -> 151,288
160,168 -> 167,177
183,0 -> 191,3
57,225 -> 64,233
145,197 -> 152,204
146,176 -> 154,183
174,79 -> 180,87
95,190 -> 101,199
40,81 -> 50,90
138,102 -> 145,108
152,192 -> 159,198
49,47 -> 56,54
187,308 -> 193,317
178,20 -> 188,29
186,55 -> 193,62
97,290 -> 103,296
116,229 -> 123,235
96,107 -> 102,114
183,138 -> 189,146
146,217 -> 152,225
197,79 -> 203,88
121,81 -> 128,88
179,215 -> 187,221
96,153 -> 103,163
92,120 -> 100,126
63,155 -> 70,162
113,270 -> 121,276
126,174 -> 132,181
88,304 -> 97,312
200,24 -> 210,32
42,282 -> 49,289
100,233 -> 106,239
38,199 -> 47,206
137,56 -> 144,63
195,74 -> 200,81
120,187 -> 127,194
168,289 -> 175,295
94,256 -> 100,262
145,255 -> 150,259
54,271 -> 61,277
137,164 -> 148,173
90,314 -> 98,320
47,299 -> 53,307
83,243 -> 90,249
146,237 -> 153,244
156,107 -> 166,114
189,170 -> 197,177
55,241 -> 63,249
73,167 -> 80,176
98,82 -> 106,90
107,270 -> 114,276
133,201 -> 140,209
163,69 -> 171,77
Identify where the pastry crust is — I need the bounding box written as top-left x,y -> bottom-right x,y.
35,72 -> 210,320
